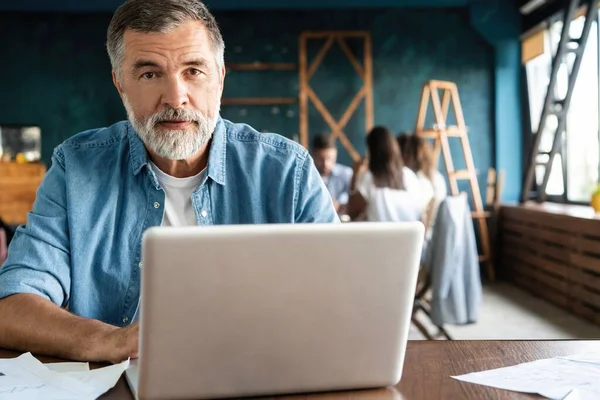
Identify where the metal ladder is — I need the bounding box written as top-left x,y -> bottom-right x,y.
521,0 -> 598,203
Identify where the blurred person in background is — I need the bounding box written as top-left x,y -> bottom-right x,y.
398,133 -> 447,231
311,133 -> 353,213
347,126 -> 421,222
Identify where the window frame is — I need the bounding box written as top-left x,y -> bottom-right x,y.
524,11 -> 600,206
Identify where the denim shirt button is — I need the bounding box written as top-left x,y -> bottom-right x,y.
122,316 -> 129,323
201,210 -> 208,218
153,202 -> 160,209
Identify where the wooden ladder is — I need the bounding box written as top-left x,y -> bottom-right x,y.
415,80 -> 494,281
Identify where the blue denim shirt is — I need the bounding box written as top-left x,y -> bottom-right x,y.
0,117 -> 337,326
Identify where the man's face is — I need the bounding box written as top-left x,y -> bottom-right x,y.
313,148 -> 337,177
112,20 -> 225,160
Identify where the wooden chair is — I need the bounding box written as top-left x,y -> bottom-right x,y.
485,168 -> 505,270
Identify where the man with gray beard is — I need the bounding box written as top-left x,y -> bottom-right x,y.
0,0 -> 337,363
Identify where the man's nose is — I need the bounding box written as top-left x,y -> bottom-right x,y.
162,76 -> 189,109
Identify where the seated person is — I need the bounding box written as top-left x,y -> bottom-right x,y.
346,126 -> 421,222
0,0 -> 337,364
310,134 -> 353,213
397,133 -> 448,230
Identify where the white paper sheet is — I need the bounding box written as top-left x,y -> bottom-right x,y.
0,353 -> 95,400
558,351 -> 600,365
45,362 -> 90,373
0,353 -> 128,400
65,359 -> 129,399
563,382 -> 600,400
452,353 -> 600,400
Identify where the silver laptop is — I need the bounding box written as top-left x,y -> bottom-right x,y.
126,222 -> 424,400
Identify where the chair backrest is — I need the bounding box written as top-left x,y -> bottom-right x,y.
485,168 -> 505,209
423,194 -> 482,326
424,193 -> 473,271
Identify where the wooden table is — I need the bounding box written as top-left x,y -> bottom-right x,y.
1,340 -> 598,399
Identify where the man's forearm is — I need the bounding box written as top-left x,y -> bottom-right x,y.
0,293 -> 117,361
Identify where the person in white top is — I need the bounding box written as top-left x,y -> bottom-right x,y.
346,126 -> 422,222
397,133 -> 448,232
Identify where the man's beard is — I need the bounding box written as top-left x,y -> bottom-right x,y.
123,95 -> 220,160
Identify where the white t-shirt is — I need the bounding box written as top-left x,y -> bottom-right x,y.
356,167 -> 422,222
416,170 -> 448,212
150,162 -> 207,226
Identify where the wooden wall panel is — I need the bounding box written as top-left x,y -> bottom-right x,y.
0,162 -> 46,225
499,204 -> 600,326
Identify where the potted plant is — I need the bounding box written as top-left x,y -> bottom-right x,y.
592,183 -> 600,213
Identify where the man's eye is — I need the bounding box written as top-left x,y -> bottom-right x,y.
141,72 -> 155,80
189,68 -> 202,76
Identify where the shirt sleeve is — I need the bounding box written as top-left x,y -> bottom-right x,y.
294,153 -> 340,223
0,147 -> 71,307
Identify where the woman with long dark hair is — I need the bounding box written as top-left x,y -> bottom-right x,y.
397,133 -> 448,232
346,126 -> 421,221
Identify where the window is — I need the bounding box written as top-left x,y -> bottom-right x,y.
525,13 -> 600,203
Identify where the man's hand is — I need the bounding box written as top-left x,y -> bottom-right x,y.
0,294 -> 140,363
95,323 -> 139,364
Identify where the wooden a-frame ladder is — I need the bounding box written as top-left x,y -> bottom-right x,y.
415,80 -> 494,280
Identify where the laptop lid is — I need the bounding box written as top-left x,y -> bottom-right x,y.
136,222 -> 424,400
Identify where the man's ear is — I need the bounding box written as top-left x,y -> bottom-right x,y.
218,64 -> 226,94
112,70 -> 125,99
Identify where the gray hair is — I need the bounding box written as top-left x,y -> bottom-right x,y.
106,0 -> 225,78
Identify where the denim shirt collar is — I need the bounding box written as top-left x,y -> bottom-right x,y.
127,116 -> 227,186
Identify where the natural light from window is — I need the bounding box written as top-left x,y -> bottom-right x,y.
526,14 -> 600,203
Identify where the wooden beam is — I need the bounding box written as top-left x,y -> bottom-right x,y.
336,38 -> 365,79
364,34 -> 374,132
429,85 -> 447,129
298,30 -> 373,161
335,131 -> 362,162
307,37 -> 334,81
306,87 -> 340,133
299,35 -> 309,149
338,85 -> 367,130
306,87 -> 360,161
429,80 -> 456,91
415,84 -> 430,134
441,89 -> 451,122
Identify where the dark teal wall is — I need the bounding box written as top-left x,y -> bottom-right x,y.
220,8 -> 494,195
470,1 -> 522,202
0,14 -> 124,161
0,8 -> 494,194
0,0 -> 471,12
